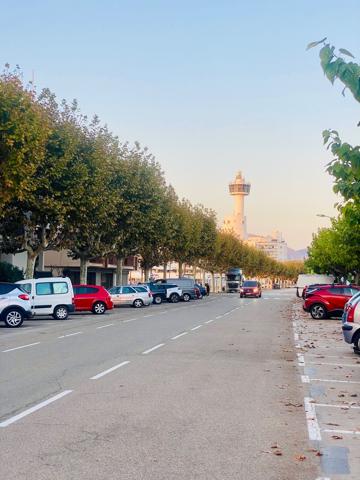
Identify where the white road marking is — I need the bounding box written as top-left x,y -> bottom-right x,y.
204,319 -> 214,324
159,311 -> 168,314
0,390 -> 72,427
297,353 -> 305,365
304,397 -> 321,441
96,323 -> 114,329
142,343 -> 165,355
191,325 -> 203,331
215,315 -> 223,319
144,314 -> 154,318
171,332 -> 188,340
90,361 -> 130,380
323,428 -> 360,435
2,342 -> 40,353
58,332 -> 82,339
123,318 -> 137,323
294,333 -> 299,341
310,378 -> 360,385
308,361 -> 360,368
315,402 -> 360,410
301,375 -> 310,383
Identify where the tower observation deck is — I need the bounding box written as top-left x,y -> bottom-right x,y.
224,171 -> 251,240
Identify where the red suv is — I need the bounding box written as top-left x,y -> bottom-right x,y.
73,285 -> 113,314
304,285 -> 360,319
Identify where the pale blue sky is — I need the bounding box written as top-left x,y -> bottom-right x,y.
1,0 -> 360,248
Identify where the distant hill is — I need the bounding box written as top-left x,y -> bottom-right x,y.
287,248 -> 308,260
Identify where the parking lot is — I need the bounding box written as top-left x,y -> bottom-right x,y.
292,301 -> 360,479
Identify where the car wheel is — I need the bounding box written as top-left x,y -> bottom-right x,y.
183,293 -> 191,302
154,295 -> 162,305
169,293 -> 179,303
240,294 -> 243,298
353,331 -> 360,350
310,304 -> 327,320
93,301 -> 106,314
53,305 -> 69,320
133,299 -> 144,308
4,308 -> 24,328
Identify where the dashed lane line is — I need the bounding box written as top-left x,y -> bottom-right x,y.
191,325 -> 203,331
58,332 -> 83,339
142,343 -> 165,355
123,318 -> 137,323
2,342 -> 41,353
90,361 -> 130,380
0,390 -> 73,427
171,332 -> 188,340
96,323 -> 114,329
204,319 -> 214,324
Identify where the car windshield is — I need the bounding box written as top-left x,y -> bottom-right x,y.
243,281 -> 258,287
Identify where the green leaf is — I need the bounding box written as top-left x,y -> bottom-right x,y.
306,37 -> 327,50
339,48 -> 355,59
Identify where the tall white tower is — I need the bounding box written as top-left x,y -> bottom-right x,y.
224,171 -> 251,239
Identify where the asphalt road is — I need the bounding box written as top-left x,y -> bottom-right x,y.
0,290 -> 318,479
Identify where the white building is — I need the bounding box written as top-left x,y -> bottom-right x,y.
223,171 -> 251,240
246,231 -> 288,262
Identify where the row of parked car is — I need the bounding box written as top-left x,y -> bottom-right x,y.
0,276 -> 208,328
301,282 -> 360,354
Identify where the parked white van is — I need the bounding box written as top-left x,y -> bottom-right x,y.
16,277 -> 75,320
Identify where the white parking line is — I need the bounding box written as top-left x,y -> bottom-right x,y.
308,361 -> 360,368
142,343 -> 165,355
58,332 -> 82,339
310,378 -> 360,385
144,314 -> 154,318
304,397 -> 321,441
90,361 -> 130,380
2,342 -> 41,353
315,402 -> 360,410
301,375 -> 310,383
171,332 -> 188,340
0,390 -> 72,427
191,325 -> 203,331
204,319 -> 214,324
215,315 -> 223,319
323,428 -> 360,436
96,324 -> 114,329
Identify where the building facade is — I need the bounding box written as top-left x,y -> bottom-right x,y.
246,231 -> 288,262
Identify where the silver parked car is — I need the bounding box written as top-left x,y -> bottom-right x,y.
342,291 -> 360,352
108,285 -> 152,308
0,282 -> 33,327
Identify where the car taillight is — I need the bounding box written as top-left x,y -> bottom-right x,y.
348,305 -> 356,323
18,294 -> 29,301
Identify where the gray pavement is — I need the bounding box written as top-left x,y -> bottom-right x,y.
0,291 -> 318,479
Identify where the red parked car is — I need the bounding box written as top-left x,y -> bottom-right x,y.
73,284 -> 113,314
303,284 -> 360,319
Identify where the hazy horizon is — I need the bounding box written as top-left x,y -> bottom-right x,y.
2,0 -> 359,249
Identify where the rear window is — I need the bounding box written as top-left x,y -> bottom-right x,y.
243,281 -> 258,287
134,286 -> 147,293
20,283 -> 32,294
0,283 -> 17,294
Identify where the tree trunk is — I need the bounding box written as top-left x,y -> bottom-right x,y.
163,263 -> 167,279
144,267 -> 150,282
116,257 -> 124,285
178,262 -> 183,277
80,257 -> 88,284
211,272 -> 215,293
25,251 -> 38,279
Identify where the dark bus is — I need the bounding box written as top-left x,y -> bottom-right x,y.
225,268 -> 242,293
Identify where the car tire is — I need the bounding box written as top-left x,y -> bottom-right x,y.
353,331 -> 360,350
93,301 -> 106,314
169,293 -> 179,303
154,295 -> 162,305
133,299 -> 144,308
3,308 -> 24,328
183,293 -> 191,302
310,303 -> 327,320
53,305 -> 69,320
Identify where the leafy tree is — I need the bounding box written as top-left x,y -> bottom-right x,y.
0,261 -> 24,282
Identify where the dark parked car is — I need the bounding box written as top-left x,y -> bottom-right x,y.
140,283 -> 182,304
240,280 -> 262,298
155,277 -> 196,302
304,285 -> 360,319
195,283 -> 207,298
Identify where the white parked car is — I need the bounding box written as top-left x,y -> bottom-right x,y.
108,285 -> 152,308
0,282 -> 33,327
342,291 -> 360,353
16,277 -> 75,320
